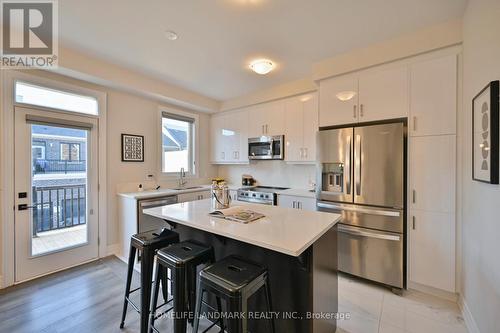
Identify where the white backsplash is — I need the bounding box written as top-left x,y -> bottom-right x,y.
218,161 -> 316,189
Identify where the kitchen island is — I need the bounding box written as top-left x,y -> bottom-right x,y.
144,199 -> 341,333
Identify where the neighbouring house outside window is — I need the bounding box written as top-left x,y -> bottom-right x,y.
60,143 -> 81,161
161,111 -> 196,174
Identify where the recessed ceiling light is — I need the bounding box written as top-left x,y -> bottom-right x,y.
165,30 -> 178,41
249,59 -> 274,75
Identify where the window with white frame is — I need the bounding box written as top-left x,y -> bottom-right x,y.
161,111 -> 196,175
15,81 -> 99,115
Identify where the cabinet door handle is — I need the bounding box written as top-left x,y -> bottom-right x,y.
221,152 -> 225,160
235,151 -> 239,159
412,190 -> 416,204
265,124 -> 269,134
413,116 -> 417,131
353,105 -> 357,118
360,104 -> 364,117
299,148 -> 303,158
298,201 -> 302,209
412,216 -> 416,230
292,201 -> 296,209
262,125 -> 265,134
304,148 -> 308,158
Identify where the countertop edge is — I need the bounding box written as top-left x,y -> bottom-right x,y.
143,207 -> 340,257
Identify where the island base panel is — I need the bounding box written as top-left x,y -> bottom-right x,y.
167,223 -> 338,333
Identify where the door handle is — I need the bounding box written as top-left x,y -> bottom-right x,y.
345,137 -> 351,195
338,224 -> 401,241
412,190 -> 416,204
354,134 -> 361,196
18,204 -> 35,210
412,216 -> 416,230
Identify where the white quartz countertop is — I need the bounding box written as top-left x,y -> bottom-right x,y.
118,185 -> 212,200
143,199 -> 340,257
277,188 -> 316,198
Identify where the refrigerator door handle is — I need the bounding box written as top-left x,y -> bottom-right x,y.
317,202 -> 401,217
354,134 -> 362,196
345,136 -> 351,195
338,224 -> 401,241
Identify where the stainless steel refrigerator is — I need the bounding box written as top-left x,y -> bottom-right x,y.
316,121 -> 406,291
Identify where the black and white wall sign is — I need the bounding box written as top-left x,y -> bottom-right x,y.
472,80 -> 499,184
121,134 -> 144,162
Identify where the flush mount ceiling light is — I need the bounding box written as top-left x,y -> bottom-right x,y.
336,91 -> 357,101
249,59 -> 274,75
165,30 -> 178,41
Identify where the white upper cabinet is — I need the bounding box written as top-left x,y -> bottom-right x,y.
302,94 -> 319,161
410,55 -> 457,136
210,109 -> 249,164
210,114 -> 226,162
284,96 -> 303,162
358,66 -> 409,122
319,66 -> 408,127
285,93 -> 318,163
223,111 -> 248,162
319,74 -> 358,127
248,100 -> 285,137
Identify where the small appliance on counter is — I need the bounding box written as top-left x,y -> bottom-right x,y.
242,174 -> 256,186
237,186 -> 289,205
211,179 -> 230,210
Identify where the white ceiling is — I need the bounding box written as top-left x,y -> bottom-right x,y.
60,0 -> 466,101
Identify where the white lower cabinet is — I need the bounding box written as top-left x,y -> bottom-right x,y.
177,190 -> 210,203
278,195 -> 316,211
409,210 -> 456,292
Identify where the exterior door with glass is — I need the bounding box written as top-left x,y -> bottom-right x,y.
14,106 -> 99,282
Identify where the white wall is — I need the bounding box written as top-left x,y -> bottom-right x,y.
0,70 -> 217,251
106,90 -> 217,245
461,1 -> 500,332
218,161 -> 316,189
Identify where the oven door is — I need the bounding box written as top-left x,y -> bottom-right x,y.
248,138 -> 273,159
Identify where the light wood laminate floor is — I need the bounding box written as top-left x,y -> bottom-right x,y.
0,256 -> 468,333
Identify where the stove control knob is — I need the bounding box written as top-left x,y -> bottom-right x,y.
260,194 -> 264,198
252,193 -> 256,197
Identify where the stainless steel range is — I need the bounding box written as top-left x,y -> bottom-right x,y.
237,186 -> 289,205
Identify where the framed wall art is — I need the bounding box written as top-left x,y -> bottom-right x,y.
121,134 -> 144,162
472,80 -> 499,184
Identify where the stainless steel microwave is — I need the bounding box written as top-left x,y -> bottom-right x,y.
248,135 -> 284,160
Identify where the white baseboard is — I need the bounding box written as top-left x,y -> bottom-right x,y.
458,295 -> 480,333
408,281 -> 458,302
106,243 -> 120,257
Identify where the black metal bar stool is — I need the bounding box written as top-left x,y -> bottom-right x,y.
120,228 -> 179,333
149,240 -> 224,333
192,255 -> 275,333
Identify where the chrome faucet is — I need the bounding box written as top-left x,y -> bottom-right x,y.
178,167 -> 187,188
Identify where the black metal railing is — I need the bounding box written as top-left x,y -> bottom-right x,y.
33,159 -> 86,175
32,184 -> 86,236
